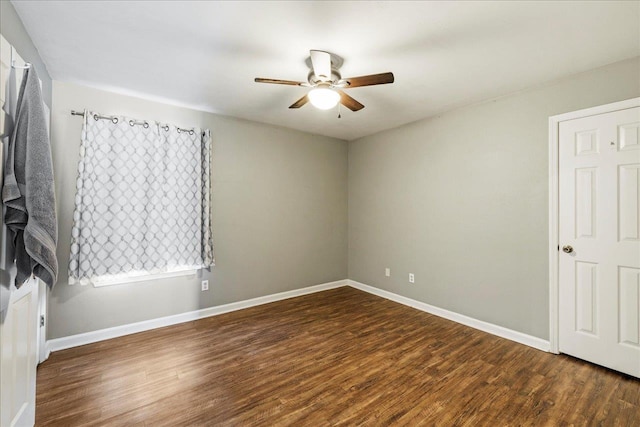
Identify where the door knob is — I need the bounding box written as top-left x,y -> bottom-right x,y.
562,245 -> 574,254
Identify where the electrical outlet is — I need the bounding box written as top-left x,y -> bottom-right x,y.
385,268 -> 391,277
409,273 -> 415,283
201,280 -> 209,291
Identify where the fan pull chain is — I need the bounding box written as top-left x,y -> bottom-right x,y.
338,103 -> 342,119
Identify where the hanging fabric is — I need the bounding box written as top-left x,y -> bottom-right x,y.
2,66 -> 58,289
68,111 -> 214,285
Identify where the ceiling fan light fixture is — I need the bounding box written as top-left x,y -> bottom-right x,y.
308,87 -> 340,110
255,49 -> 394,112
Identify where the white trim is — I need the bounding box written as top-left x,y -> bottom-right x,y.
549,97 -> 640,123
42,342 -> 51,363
48,278 -> 552,353
47,279 -> 347,352
37,281 -> 49,364
348,280 -> 550,352
548,111 -> 560,354
547,97 -> 640,355
91,268 -> 198,287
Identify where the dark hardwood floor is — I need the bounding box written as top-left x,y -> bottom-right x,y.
36,287 -> 639,426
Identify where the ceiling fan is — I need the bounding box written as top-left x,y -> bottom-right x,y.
255,50 -> 394,112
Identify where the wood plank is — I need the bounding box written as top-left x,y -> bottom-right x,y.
36,287 -> 640,426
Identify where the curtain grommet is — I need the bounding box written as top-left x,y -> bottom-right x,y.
129,120 -> 135,126
93,114 -> 99,121
143,122 -> 149,129
112,117 -> 119,124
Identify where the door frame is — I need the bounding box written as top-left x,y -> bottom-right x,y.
548,97 -> 640,354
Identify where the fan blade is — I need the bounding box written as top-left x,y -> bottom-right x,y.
255,78 -> 305,86
310,50 -> 332,82
289,94 -> 309,109
338,90 -> 364,111
344,72 -> 394,88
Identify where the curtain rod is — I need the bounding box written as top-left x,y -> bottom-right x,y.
70,110 -> 197,134
71,110 -> 121,124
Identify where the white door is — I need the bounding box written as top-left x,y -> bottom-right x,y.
0,35 -> 40,427
0,279 -> 38,427
559,106 -> 640,377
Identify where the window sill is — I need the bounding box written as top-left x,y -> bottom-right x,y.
92,268 -> 198,287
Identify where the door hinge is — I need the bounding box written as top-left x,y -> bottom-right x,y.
40,315 -> 45,327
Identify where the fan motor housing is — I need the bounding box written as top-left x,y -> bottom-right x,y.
308,69 -> 342,85
305,52 -> 344,85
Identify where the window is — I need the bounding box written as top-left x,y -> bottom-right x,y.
68,111 -> 214,286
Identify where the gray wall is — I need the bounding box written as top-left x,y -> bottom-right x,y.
0,0 -> 52,106
348,57 -> 640,340
49,81 -> 348,339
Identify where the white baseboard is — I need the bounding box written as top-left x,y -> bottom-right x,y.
348,280 -> 550,352
48,278 -> 550,354
48,279 -> 348,352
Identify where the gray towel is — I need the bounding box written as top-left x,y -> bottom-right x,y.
2,67 -> 58,288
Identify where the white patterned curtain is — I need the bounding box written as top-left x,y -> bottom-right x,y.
68,111 -> 213,285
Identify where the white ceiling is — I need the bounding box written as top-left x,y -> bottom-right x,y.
11,1 -> 640,141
